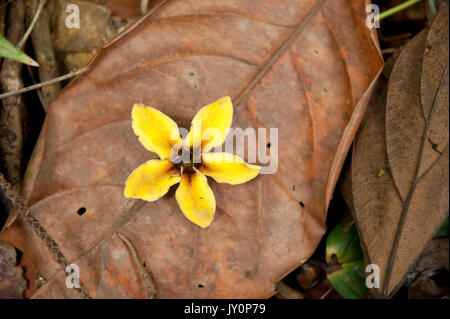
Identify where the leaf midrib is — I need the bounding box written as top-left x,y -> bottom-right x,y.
383,62 -> 449,297
234,0 -> 326,112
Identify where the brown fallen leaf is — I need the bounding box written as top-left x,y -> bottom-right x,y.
352,9 -> 449,298
0,239 -> 26,299
408,237 -> 449,299
414,237 -> 449,273
1,0 -> 382,298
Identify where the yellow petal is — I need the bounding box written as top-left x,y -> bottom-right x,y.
200,152 -> 261,185
124,159 -> 181,202
186,96 -> 233,152
132,103 -> 182,160
175,172 -> 216,228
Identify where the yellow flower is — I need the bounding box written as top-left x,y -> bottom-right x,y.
124,96 -> 261,228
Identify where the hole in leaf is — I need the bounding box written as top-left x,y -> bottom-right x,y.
77,207 -> 87,215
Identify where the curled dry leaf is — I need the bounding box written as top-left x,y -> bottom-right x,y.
1,0 -> 382,298
352,8 -> 449,298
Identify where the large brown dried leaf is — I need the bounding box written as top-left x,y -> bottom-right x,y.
352,9 -> 449,298
1,0 -> 382,298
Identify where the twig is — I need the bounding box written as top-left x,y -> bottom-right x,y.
26,0 -> 60,111
0,172 -> 92,299
16,0 -> 47,49
1,0 -> 27,188
320,286 -> 334,299
0,66 -> 88,100
117,232 -> 157,299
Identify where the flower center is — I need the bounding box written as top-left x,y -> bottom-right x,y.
171,146 -> 201,174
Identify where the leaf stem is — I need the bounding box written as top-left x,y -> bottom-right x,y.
375,0 -> 422,21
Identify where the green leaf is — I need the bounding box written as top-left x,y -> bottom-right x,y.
434,217 -> 449,238
0,34 -> 39,67
326,215 -> 368,299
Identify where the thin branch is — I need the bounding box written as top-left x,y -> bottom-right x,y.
0,66 -> 88,100
320,286 -> 334,299
117,232 -> 157,299
17,0 -> 47,49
